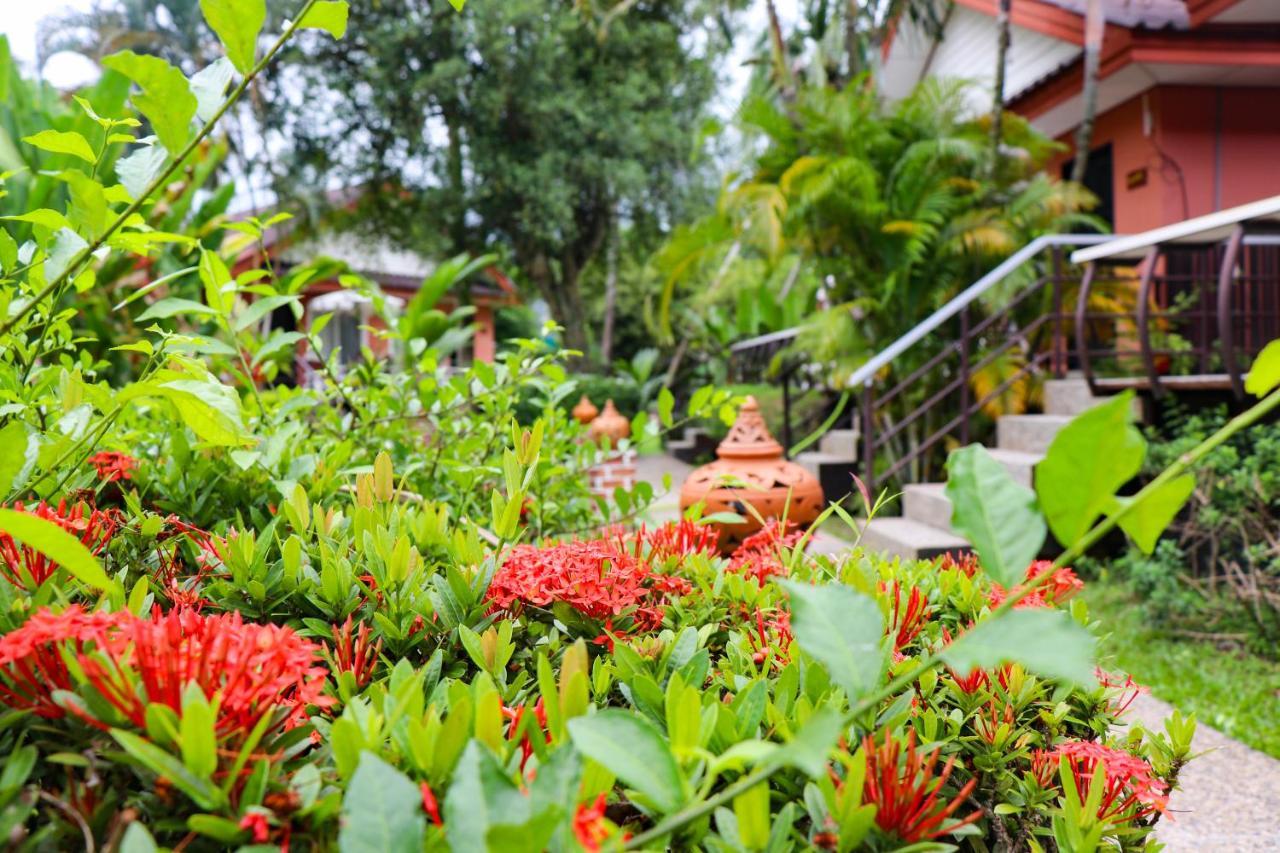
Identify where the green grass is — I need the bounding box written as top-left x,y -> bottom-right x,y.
1084,581 -> 1280,758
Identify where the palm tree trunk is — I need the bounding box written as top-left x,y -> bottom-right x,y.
989,0 -> 1011,169
1070,0 -> 1104,183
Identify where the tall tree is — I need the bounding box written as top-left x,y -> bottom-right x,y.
263,0 -> 736,356
1070,0 -> 1105,183
989,0 -> 1011,168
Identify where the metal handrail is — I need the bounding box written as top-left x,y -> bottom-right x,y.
846,234 -> 1113,389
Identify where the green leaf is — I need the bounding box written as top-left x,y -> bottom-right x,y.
46,228 -> 89,282
234,294 -> 296,332
776,579 -> 884,701
567,710 -> 685,813
117,144 -> 169,202
1245,338 -> 1280,397
199,248 -> 234,314
1035,393 -> 1145,547
339,752 -> 424,853
137,297 -> 220,321
657,387 -> 675,428
0,421 -> 37,495
0,508 -> 112,591
159,378 -> 246,446
941,609 -> 1096,686
2,209 -> 72,231
1107,474 -> 1196,554
447,0 -> 466,10
111,729 -> 222,809
0,227 -> 17,272
102,51 -> 197,156
179,684 -> 218,779
777,707 -> 844,778
946,445 -> 1046,588
297,1 -> 349,38
444,741 -> 549,852
119,822 -> 158,853
22,130 -> 96,164
199,0 -> 265,74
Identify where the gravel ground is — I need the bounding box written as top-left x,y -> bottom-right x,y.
1123,693 -> 1280,851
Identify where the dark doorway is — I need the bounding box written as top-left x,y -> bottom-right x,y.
1062,143 -> 1114,231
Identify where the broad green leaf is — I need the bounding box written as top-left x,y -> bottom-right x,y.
947,445 -> 1046,588
776,580 -> 884,701
119,822 -> 158,853
22,130 -> 95,164
199,249 -> 234,314
117,144 -> 169,202
448,0 -> 466,10
0,228 -> 16,271
159,378 -> 246,446
61,171 -> 108,236
1106,474 -> 1196,554
444,741 -> 552,853
1245,338 -> 1280,397
567,710 -> 684,813
0,421 -> 37,494
252,330 -> 305,366
138,297 -> 220,321
941,609 -> 1096,686
234,294 -> 296,331
111,729 -> 222,809
777,706 -> 844,778
0,507 -> 112,591
297,1 -> 350,38
46,228 -> 89,282
189,58 -> 236,123
3,209 -> 72,231
199,0 -> 265,74
178,684 -> 217,779
657,387 -> 675,428
338,752 -> 424,853
1035,393 -> 1145,547
102,51 -> 197,156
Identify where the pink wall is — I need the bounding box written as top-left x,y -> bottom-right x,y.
1048,86 -> 1280,233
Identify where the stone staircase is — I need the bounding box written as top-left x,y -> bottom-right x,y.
794,428 -> 859,501
859,378 -> 1137,560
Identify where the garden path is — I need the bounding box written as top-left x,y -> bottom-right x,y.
636,452 -> 1280,851
1124,693 -> 1280,851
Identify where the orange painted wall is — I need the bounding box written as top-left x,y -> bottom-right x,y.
1045,85 -> 1280,233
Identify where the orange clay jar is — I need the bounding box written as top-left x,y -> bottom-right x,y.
587,399 -> 630,444
679,395 -> 824,553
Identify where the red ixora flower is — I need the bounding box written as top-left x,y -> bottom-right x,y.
238,812 -> 270,843
637,519 -> 720,564
573,794 -> 618,852
76,608 -> 331,738
1031,740 -> 1168,822
1095,667 -> 1147,716
989,561 -> 1084,610
881,581 -> 931,652
88,451 -> 138,483
940,627 -> 989,694
420,782 -> 443,826
937,551 -> 980,578
0,606 -> 132,719
503,697 -> 551,773
0,501 -> 119,590
727,519 -> 802,584
326,617 -> 382,689
861,729 -> 982,843
487,538 -> 676,633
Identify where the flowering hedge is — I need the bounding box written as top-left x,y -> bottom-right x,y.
0,479 -> 1195,851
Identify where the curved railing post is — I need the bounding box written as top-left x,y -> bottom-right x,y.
1217,224 -> 1247,399
1075,261 -> 1099,395
1136,246 -> 1163,397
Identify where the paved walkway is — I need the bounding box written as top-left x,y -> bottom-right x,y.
635,452 -> 1280,852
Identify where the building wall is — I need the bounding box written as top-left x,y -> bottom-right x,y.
1045,86 -> 1280,233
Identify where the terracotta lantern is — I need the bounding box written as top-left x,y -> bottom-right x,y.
588,399 -> 631,444
679,395 -> 823,553
572,395 -> 599,425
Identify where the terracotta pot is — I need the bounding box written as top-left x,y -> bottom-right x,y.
588,399 -> 631,444
679,395 -> 823,553
572,395 -> 599,425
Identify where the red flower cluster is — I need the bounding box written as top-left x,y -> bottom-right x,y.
88,451 -> 138,483
326,617 -> 382,689
988,561 -> 1084,609
861,729 -> 982,842
938,551 -> 980,577
727,519 -> 802,583
1095,668 -> 1147,717
746,606 -> 794,667
0,606 -> 132,718
1031,740 -> 1167,822
75,608 -> 330,737
940,628 -> 990,694
503,698 -> 550,772
487,539 -> 684,633
882,581 -> 931,653
0,501 -> 119,590
573,794 -> 621,852
637,519 -> 720,564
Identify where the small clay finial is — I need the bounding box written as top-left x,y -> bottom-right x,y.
588,399 -> 630,443
716,395 -> 784,459
572,394 -> 599,425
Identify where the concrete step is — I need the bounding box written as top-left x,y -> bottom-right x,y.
818,428 -> 859,458
794,451 -> 857,502
902,482 -> 953,531
1044,378 -> 1143,419
859,517 -> 970,561
987,448 -> 1042,489
996,414 -> 1073,455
